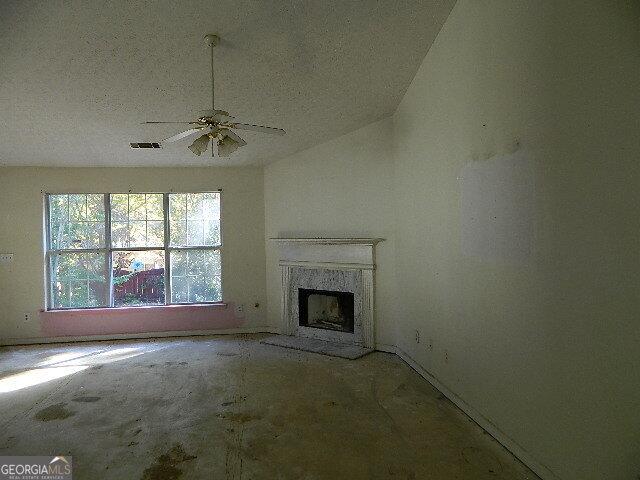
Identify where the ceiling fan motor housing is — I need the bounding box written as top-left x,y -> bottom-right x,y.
203,34 -> 219,47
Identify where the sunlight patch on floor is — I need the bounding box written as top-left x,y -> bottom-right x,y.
0,347 -> 150,393
0,365 -> 89,393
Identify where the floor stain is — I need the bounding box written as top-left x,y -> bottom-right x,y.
387,465 -> 417,479
34,402 -> 74,421
220,396 -> 246,407
461,446 -> 503,474
1,436 -> 16,449
269,415 -> 285,427
217,412 -> 260,424
140,443 -> 196,480
72,396 -> 101,403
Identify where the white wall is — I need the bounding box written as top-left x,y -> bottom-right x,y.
263,1 -> 639,478
264,118 -> 397,347
0,167 -> 267,341
392,1 -> 639,480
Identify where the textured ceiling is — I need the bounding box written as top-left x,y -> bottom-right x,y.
0,1 -> 454,167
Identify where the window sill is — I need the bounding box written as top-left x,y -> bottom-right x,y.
42,303 -> 228,315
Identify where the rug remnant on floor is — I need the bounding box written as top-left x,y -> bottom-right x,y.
261,335 -> 373,359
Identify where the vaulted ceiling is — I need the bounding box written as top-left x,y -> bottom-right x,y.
0,0 -> 454,166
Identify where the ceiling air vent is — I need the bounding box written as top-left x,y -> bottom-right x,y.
130,142 -> 161,149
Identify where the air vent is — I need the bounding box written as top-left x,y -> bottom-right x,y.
130,142 -> 161,149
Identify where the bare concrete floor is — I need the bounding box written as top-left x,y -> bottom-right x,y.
0,335 -> 537,479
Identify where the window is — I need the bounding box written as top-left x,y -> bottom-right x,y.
45,192 -> 222,310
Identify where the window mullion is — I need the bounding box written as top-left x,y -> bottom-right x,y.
127,194 -> 130,248
44,195 -> 53,310
104,193 -> 113,307
163,193 -> 171,305
166,245 -> 221,252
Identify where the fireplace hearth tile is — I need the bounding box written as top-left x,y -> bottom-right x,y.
261,335 -> 373,360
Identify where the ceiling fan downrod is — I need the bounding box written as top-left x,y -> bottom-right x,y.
203,34 -> 219,111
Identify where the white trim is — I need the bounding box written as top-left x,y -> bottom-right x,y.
279,260 -> 374,270
361,269 -> 375,348
270,237 -> 385,245
393,345 -> 558,480
373,342 -> 396,354
280,265 -> 293,335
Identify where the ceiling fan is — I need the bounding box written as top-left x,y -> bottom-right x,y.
132,34 -> 285,157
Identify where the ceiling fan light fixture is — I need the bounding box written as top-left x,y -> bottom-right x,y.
188,133 -> 210,156
217,134 -> 240,157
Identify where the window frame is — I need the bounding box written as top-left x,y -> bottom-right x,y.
44,191 -> 223,310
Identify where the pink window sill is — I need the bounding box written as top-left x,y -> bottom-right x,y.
39,302 -> 243,337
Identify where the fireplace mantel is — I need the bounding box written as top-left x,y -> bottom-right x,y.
270,237 -> 385,245
271,237 -> 384,271
272,237 -> 383,348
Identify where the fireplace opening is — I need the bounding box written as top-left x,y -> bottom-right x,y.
298,288 -> 354,333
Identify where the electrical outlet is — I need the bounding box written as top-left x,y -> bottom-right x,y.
24,313 -> 30,323
444,350 -> 449,363
0,253 -> 13,264
234,304 -> 245,316
428,339 -> 433,351
415,329 -> 420,344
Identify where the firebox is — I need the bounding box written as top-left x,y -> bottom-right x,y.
298,288 -> 355,333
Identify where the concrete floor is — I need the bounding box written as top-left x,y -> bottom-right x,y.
0,335 -> 537,479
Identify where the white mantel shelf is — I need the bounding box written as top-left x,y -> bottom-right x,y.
270,237 -> 385,245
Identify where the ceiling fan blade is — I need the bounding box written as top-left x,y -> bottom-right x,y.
188,133 -> 211,156
230,122 -> 286,135
222,129 -> 247,147
214,113 -> 234,122
162,127 -> 205,144
141,121 -> 196,124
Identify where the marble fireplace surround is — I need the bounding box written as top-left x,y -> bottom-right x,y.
272,238 -> 384,348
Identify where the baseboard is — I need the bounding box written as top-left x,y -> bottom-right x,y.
374,342 -> 397,353
393,345 -> 559,480
0,326 -> 279,347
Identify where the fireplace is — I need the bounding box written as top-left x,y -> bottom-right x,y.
298,288 -> 355,333
273,237 -> 383,348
